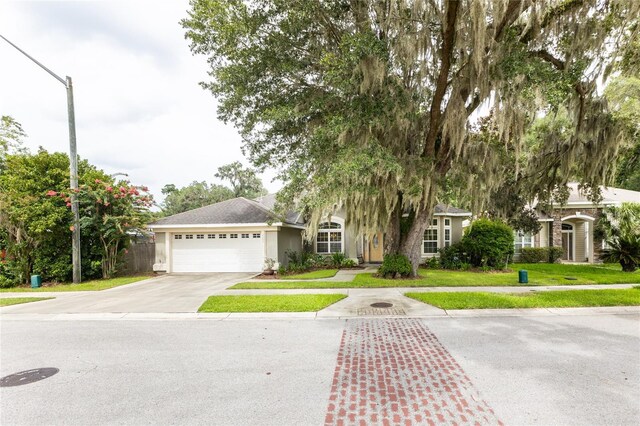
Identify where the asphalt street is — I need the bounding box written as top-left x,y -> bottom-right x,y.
1,315 -> 639,426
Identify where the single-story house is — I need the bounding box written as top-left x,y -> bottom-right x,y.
148,194 -> 471,273
516,183 -> 640,263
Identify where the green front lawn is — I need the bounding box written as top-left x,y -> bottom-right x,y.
230,263 -> 640,289
0,297 -> 53,307
198,294 -> 346,312
406,287 -> 640,309
0,276 -> 151,292
279,269 -> 339,280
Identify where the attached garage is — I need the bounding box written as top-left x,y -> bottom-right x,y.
148,196 -> 305,273
171,232 -> 264,273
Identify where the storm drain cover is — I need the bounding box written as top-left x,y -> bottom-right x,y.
370,302 -> 393,308
0,368 -> 59,387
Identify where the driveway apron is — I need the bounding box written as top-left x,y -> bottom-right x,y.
0,273 -> 253,314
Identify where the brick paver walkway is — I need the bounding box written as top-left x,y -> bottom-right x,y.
325,319 -> 503,426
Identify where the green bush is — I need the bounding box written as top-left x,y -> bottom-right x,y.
285,249 -> 319,271
438,242 -> 468,270
548,247 -> 563,263
424,257 -> 440,269
519,247 -> 548,263
462,219 -> 514,268
341,258 -> 357,268
378,253 -> 412,278
329,252 -> 347,268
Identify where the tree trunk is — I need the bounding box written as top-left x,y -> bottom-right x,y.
383,192 -> 403,255
400,207 -> 432,277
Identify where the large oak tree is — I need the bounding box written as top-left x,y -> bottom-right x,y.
183,0 -> 639,275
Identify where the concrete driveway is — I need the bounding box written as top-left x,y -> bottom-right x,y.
0,273 -> 253,314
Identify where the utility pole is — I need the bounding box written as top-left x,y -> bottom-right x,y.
1,34 -> 82,283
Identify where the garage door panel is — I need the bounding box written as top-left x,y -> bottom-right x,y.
172,236 -> 264,272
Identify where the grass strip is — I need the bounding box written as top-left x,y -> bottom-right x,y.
0,297 -> 53,307
198,294 -> 346,312
231,263 -> 640,289
405,287 -> 640,310
0,276 -> 151,292
279,269 -> 339,280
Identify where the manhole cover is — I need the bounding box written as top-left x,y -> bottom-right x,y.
0,368 -> 59,387
370,302 -> 393,308
564,276 -> 578,280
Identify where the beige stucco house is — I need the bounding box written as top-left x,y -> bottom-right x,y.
148,194 -> 471,273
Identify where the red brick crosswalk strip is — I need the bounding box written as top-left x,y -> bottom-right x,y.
324,319 -> 503,426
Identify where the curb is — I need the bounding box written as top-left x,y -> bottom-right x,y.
1,306 -> 638,321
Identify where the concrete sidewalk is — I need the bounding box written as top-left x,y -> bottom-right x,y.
244,267 -> 377,283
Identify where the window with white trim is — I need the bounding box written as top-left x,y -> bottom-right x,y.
219,234 -> 227,239
316,222 -> 343,254
241,234 -> 249,239
423,219 -> 438,254
174,234 -> 182,240
514,231 -> 533,254
444,218 -> 451,248
196,234 -> 204,239
252,233 -> 261,238
207,234 -> 215,239
230,233 -> 238,239
185,234 -> 194,240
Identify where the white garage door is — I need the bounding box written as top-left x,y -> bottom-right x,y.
172,232 -> 264,272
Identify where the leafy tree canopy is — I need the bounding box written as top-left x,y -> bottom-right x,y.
215,161 -> 268,198
161,181 -> 234,216
605,76 -> 640,191
0,149 -> 109,282
0,115 -> 27,172
160,162 -> 267,216
183,0 -> 639,274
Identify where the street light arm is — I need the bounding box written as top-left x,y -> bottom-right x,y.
0,34 -> 67,86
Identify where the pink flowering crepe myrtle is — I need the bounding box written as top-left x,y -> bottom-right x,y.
46,178 -> 154,278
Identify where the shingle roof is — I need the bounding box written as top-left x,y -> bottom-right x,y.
565,182 -> 640,204
434,204 -> 471,215
253,193 -> 305,224
149,197 -> 278,226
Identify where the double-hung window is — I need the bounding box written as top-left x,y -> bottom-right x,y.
514,231 -> 533,255
316,222 -> 342,254
444,218 -> 451,248
423,219 -> 439,254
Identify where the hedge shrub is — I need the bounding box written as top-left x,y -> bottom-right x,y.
462,219 -> 514,267
548,247 -> 564,263
519,247 -> 548,263
378,253 -> 412,278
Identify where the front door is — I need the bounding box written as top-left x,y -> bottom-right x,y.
368,232 -> 384,263
561,229 -> 574,261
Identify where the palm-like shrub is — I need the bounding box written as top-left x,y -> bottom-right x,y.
600,235 -> 640,272
596,203 -> 640,272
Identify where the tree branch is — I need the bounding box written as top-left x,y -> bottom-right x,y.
423,0 -> 460,159
494,0 -> 523,42
530,49 -> 566,70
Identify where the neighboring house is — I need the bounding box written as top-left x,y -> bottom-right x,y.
516,183 -> 640,263
148,194 -> 471,273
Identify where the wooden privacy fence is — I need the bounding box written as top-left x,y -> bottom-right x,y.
119,242 -> 155,275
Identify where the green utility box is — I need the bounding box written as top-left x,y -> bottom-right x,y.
30,275 -> 42,288
518,270 -> 528,284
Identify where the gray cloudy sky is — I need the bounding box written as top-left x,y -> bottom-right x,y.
0,0 -> 280,203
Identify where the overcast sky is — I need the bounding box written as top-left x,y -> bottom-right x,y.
0,0 -> 281,203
